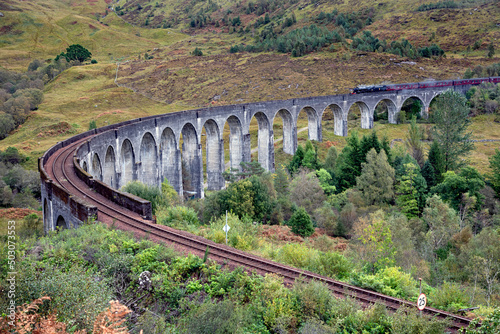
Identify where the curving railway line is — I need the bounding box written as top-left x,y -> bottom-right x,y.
42,132 -> 474,333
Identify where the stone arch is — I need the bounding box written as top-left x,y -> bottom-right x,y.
225,115 -> 243,171
323,104 -> 345,137
82,161 -> 88,172
273,109 -> 294,155
426,92 -> 446,120
348,101 -> 372,129
139,132 -> 158,186
251,111 -> 272,171
399,96 -> 425,122
103,146 -> 117,188
120,139 -> 135,188
374,99 -> 397,124
298,106 -> 319,141
180,123 -> 201,198
56,215 -> 67,230
91,153 -> 102,181
161,127 -> 181,194
203,119 -> 223,191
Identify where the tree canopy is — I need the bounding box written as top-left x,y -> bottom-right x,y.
56,44 -> 92,63
432,90 -> 474,172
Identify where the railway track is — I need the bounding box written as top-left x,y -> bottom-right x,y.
43,134 -> 473,333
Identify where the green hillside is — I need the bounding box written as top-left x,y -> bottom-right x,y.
0,0 -> 499,169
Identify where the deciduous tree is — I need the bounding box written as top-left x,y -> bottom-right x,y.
289,169 -> 326,216
422,195 -> 460,262
56,44 -> 92,63
432,167 -> 485,212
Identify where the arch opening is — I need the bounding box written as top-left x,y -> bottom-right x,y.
82,161 -> 88,172
139,132 -> 158,186
161,127 -> 181,194
374,99 -> 396,124
43,199 -> 50,228
348,101 -> 371,130
103,146 -> 117,188
322,104 -> 344,137
427,94 -> 444,121
203,119 -> 223,191
91,153 -> 102,181
400,97 -> 424,123
56,215 -> 66,230
120,139 -> 135,188
297,106 -> 319,141
180,123 -> 201,199
273,109 -> 294,157
250,112 -> 272,171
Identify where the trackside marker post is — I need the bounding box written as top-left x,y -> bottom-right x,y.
223,210 -> 230,245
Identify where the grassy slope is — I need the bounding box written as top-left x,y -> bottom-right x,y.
0,0 -> 499,172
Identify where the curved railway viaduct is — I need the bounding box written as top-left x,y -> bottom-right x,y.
38,78 -> 487,331
41,78 -> 479,230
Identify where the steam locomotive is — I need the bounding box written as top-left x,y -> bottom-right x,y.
350,76 -> 500,94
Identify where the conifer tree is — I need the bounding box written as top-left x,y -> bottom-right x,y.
356,148 -> 395,205
421,160 -> 437,189
336,132 -> 363,190
396,163 -> 420,218
405,116 -> 424,167
428,141 -> 445,183
288,145 -> 305,174
432,90 -> 474,172
323,146 -> 338,170
289,207 -> 315,237
274,164 -> 290,197
488,148 -> 500,197
360,131 -> 381,161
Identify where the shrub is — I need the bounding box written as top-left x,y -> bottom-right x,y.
202,212 -> 259,251
0,114 -> 15,139
352,267 -> 417,299
292,279 -> 336,322
156,206 -> 199,229
181,300 -> 247,334
88,119 -> 97,130
120,180 -> 168,213
192,47 -> 203,56
316,251 -> 352,279
14,263 -> 113,331
428,281 -> 470,312
275,243 -> 318,269
288,207 -> 315,237
392,306 -> 450,333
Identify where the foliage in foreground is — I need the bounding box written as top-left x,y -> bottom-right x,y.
0,296 -> 131,334
0,222 -> 473,333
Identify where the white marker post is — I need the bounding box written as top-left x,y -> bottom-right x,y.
223,210 -> 230,245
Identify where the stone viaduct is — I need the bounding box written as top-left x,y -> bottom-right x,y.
41,79 -> 480,230
75,81 -> 471,199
